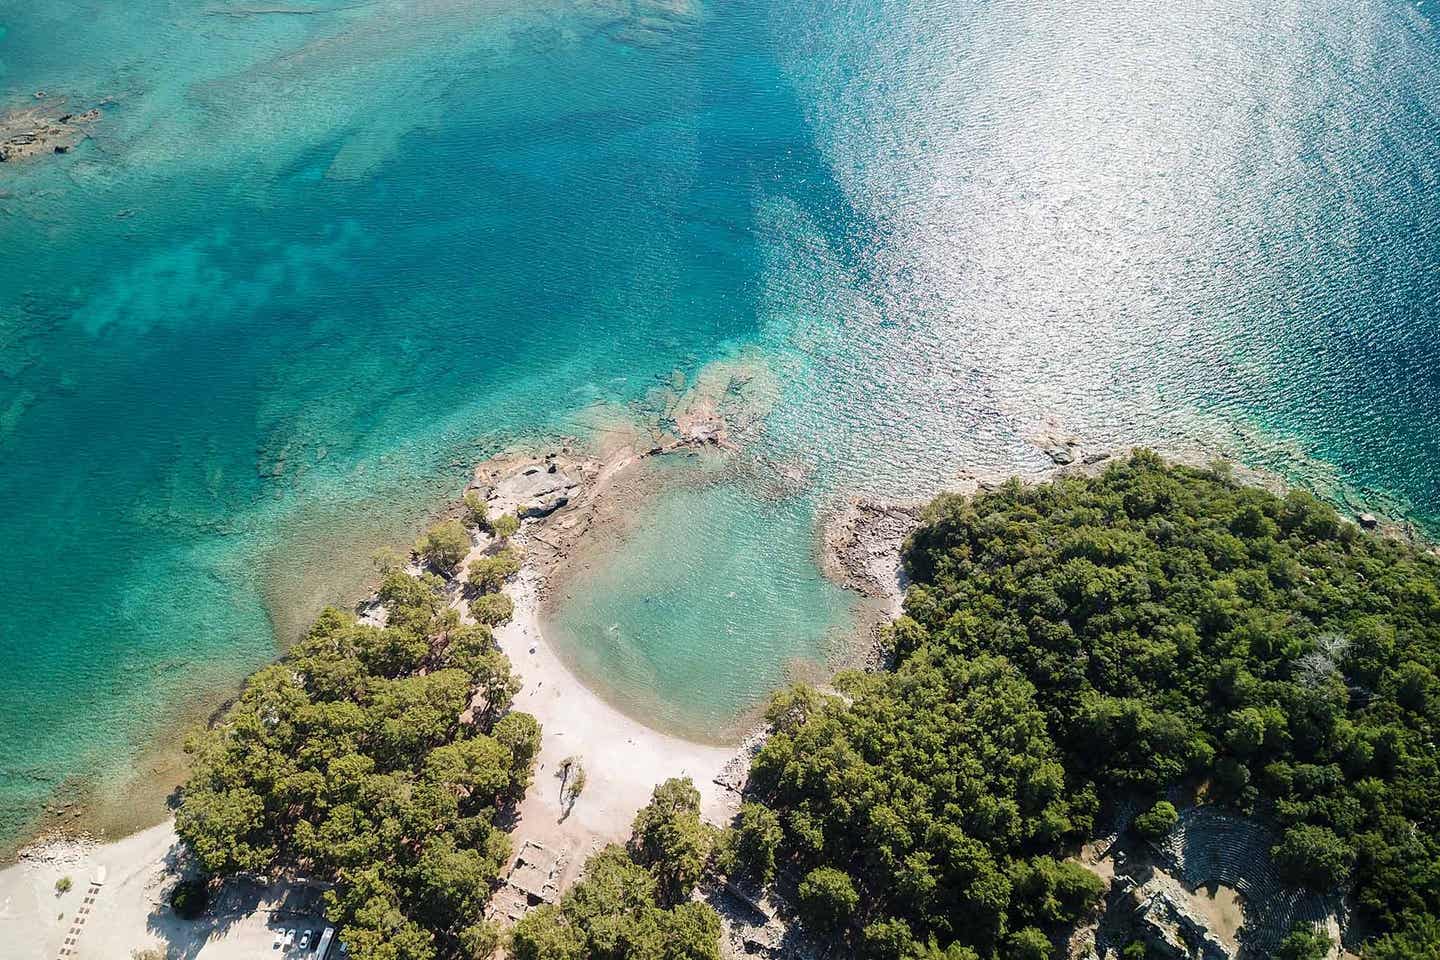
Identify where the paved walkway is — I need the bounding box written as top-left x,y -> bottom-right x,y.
55,869 -> 104,959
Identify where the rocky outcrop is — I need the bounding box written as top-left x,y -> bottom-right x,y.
713,724 -> 770,797
1116,869 -> 1236,960
475,457 -> 587,519
1027,422 -> 1115,471
1047,443 -> 1076,465
821,498 -> 922,609
0,103 -> 99,163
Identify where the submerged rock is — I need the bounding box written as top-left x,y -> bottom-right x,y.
0,104 -> 99,163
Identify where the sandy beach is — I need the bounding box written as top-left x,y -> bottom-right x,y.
490,567 -> 739,887
0,439 -> 765,959
0,821 -> 195,960
0,569 -> 742,960
460,439 -> 755,892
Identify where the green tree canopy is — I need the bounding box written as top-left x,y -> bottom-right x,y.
629,778 -> 716,906
466,549 -> 521,594
176,571 -> 540,960
719,802 -> 784,885
417,519 -> 472,575
462,491 -> 490,532
470,592 -> 515,626
1276,923 -> 1332,960
510,841 -> 722,960
490,512 -> 520,543
741,454 -> 1440,956
1132,801 -> 1179,840
796,867 -> 859,938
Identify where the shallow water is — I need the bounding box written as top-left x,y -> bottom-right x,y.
1,0 -> 1437,843
542,452 -> 859,741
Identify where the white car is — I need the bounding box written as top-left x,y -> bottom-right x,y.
300,931 -> 312,950
284,929 -> 296,947
273,930 -> 284,949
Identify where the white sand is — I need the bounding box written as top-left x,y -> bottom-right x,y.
492,567 -> 738,890
0,811 -> 337,960
0,821 -> 183,960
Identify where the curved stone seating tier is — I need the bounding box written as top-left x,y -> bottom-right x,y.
1151,807 -> 1342,958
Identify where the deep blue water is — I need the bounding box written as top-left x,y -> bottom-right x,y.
0,0 -> 1437,844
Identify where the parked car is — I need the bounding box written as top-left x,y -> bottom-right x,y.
284,929 -> 296,947
273,930 -> 284,949
300,930 -> 312,950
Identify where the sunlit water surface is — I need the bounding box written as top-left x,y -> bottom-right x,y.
0,0 -> 1437,842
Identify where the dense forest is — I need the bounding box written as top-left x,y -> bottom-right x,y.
176,519 -> 720,960
176,566 -> 538,959
174,454 -> 1440,959
175,567 -> 535,955
744,453 -> 1440,959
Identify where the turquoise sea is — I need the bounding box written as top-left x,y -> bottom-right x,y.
1,0 -> 1437,845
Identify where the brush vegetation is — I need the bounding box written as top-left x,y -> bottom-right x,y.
743,453 -> 1440,958
176,570 -> 536,960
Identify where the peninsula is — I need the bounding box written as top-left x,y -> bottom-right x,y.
4,451 -> 1438,960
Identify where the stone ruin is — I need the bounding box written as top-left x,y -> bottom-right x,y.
1108,862 -> 1238,960
1089,805 -> 1342,960
1152,807 -> 1341,957
488,840 -> 564,925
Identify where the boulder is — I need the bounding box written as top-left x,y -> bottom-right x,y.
1046,445 -> 1076,465
521,493 -> 570,518
1357,512 -> 1379,530
488,463 -> 580,519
